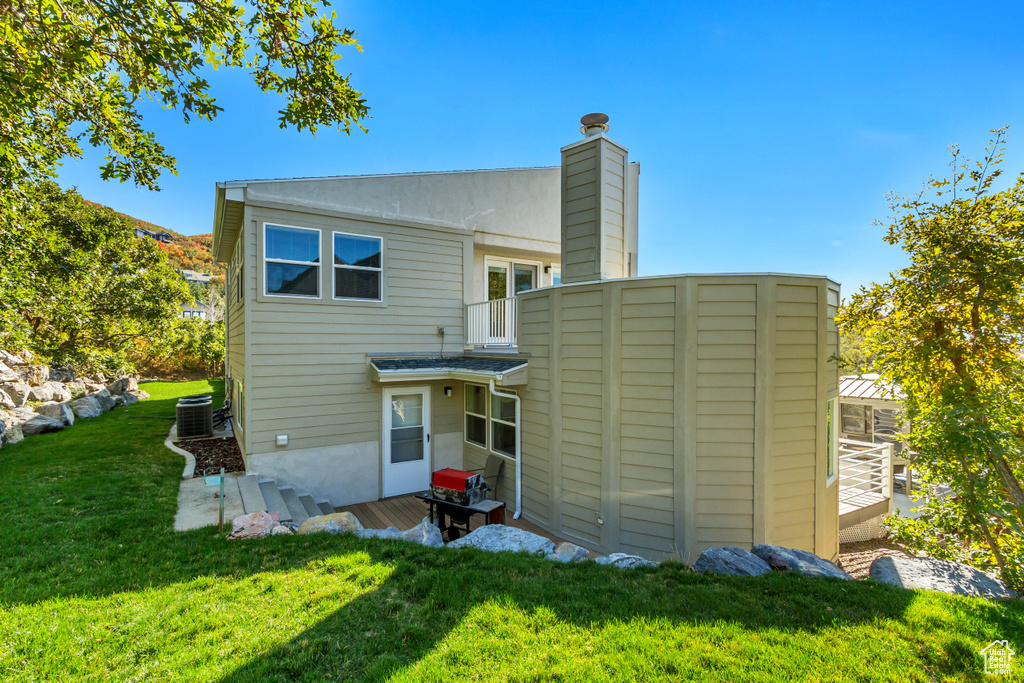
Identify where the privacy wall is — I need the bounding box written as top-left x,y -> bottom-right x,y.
517,274 -> 841,563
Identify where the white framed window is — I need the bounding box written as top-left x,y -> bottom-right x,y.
465,384 -> 487,448
464,382 -> 518,458
333,231 -> 382,301
827,397 -> 839,484
263,223 -> 321,298
841,403 -> 871,437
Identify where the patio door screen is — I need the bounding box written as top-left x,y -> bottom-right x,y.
382,386 -> 431,498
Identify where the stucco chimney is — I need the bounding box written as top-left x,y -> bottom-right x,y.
560,113 -> 639,284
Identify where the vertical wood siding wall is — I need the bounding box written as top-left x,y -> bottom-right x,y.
518,274 -> 839,562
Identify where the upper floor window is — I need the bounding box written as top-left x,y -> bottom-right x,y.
334,231 -> 382,301
264,224 -> 320,298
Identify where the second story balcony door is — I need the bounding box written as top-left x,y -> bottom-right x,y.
486,258 -> 538,345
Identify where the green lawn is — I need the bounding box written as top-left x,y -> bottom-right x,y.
0,381 -> 1021,682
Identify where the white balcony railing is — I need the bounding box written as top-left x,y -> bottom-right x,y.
838,439 -> 893,513
466,297 -> 517,347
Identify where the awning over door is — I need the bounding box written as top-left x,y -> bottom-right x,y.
369,356 -> 528,386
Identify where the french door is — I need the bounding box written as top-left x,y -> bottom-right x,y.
382,386 -> 431,498
485,258 -> 539,344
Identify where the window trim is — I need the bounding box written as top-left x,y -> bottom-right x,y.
826,397 -> 839,485
463,382 -> 518,461
262,222 -> 322,299
483,255 -> 544,299
490,392 -> 517,458
464,384 -> 487,449
332,230 -> 383,302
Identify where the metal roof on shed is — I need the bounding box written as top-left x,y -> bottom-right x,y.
839,375 -> 903,401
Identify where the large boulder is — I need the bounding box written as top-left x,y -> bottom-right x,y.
27,384 -> 55,402
16,365 -> 48,386
84,383 -> 106,394
47,368 -> 75,383
752,544 -> 853,580
447,525 -> 555,556
869,556 -> 1016,600
130,389 -> 150,401
400,518 -> 445,547
0,362 -> 18,383
547,542 -> 592,564
34,402 -> 75,427
0,351 -> 25,366
0,411 -> 24,445
46,382 -> 72,403
297,511 -> 364,535
694,546 -> 772,577
70,396 -> 103,419
0,382 -> 31,407
115,392 -> 140,407
89,389 -> 116,412
228,510 -> 282,540
106,377 -> 139,396
595,552 -> 657,569
0,388 -> 15,411
20,413 -> 65,435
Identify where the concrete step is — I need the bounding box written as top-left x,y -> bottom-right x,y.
279,487 -> 309,524
237,475 -> 267,514
298,494 -> 321,519
317,500 -> 334,515
258,481 -> 292,523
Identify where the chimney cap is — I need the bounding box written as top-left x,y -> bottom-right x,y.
580,112 -> 610,136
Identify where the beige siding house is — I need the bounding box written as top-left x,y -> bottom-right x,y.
213,115 -> 842,562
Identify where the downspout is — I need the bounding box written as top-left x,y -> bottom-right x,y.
488,379 -> 522,519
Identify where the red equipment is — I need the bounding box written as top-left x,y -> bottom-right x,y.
431,468 -> 486,506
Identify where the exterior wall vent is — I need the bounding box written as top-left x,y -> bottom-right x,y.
176,395 -> 214,439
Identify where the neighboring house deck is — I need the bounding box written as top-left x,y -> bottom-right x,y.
213,114 -> 846,562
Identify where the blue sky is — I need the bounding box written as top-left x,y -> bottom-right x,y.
56,1 -> 1024,295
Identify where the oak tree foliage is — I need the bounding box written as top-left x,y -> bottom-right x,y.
839,128 -> 1024,589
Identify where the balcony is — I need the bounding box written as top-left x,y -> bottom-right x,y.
838,439 -> 893,529
466,297 -> 517,347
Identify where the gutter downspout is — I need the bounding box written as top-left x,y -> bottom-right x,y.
488,379 -> 522,519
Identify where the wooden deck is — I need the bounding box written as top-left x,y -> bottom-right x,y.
339,494 -> 574,547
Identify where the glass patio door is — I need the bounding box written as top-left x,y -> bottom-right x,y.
485,259 -> 537,344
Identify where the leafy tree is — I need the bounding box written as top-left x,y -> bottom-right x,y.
0,182 -> 191,372
840,128 -> 1024,590
834,328 -> 874,375
0,0 -> 368,207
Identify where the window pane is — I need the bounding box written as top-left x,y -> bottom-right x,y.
492,421 -> 516,457
514,265 -> 535,294
491,394 -> 516,423
552,270 -> 561,286
266,263 -> 319,297
391,426 -> 424,463
466,414 -> 486,447
488,265 -> 507,300
391,395 -> 423,428
266,225 -> 319,263
465,384 -> 486,415
335,268 -> 381,300
335,233 -> 381,268
841,403 -> 868,435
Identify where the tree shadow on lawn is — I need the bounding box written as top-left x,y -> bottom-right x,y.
0,386 -> 1020,680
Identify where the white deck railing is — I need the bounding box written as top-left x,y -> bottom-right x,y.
838,439 -> 893,510
466,297 -> 517,347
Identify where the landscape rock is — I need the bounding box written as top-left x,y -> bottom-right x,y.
546,542 -> 591,563
447,524 -> 555,556
84,383 -> 106,394
694,546 -> 772,577
130,389 -> 151,401
752,544 -> 853,580
46,382 -> 72,403
0,351 -> 25,366
595,553 -> 657,569
34,402 -> 75,427
70,396 -> 103,419
271,524 -> 294,536
228,510 -> 281,539
869,556 -> 1016,600
19,349 -> 34,362
355,527 -> 403,540
0,389 -> 15,411
0,382 -> 31,407
19,413 -> 65,436
118,391 -> 140,407
297,511 -> 364,536
1,421 -> 23,445
16,365 -> 48,386
89,389 -> 116,412
27,384 -> 55,402
47,368 -> 75,383
106,377 -> 139,396
400,518 -> 445,547
0,362 -> 17,383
